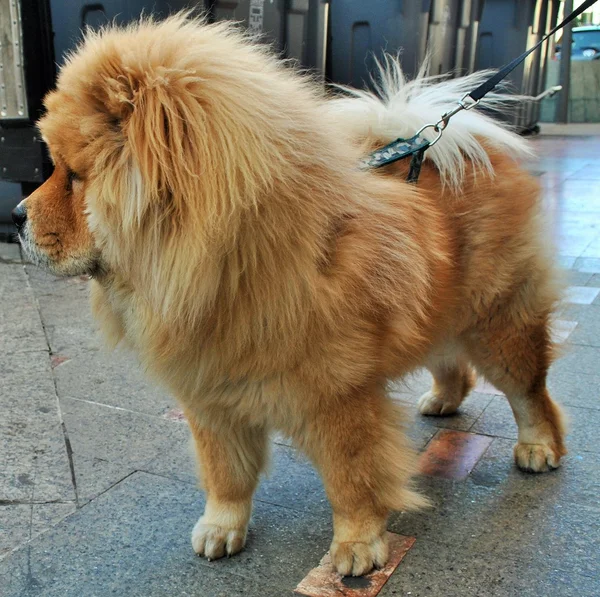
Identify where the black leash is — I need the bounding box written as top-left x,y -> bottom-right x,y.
361,0 -> 599,183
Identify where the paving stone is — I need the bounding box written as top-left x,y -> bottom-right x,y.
31,502 -> 77,536
419,430 -> 492,480
547,367 -> 600,410
565,285 -> 600,305
24,267 -> 104,354
574,256 -> 600,273
470,396 -> 600,453
379,541 -> 598,597
25,265 -> 90,297
0,242 -> 22,263
0,472 -> 326,596
546,179 -> 600,212
588,273 -> 600,290
560,304 -> 600,347
0,349 -> 53,395
71,454 -> 137,504
53,348 -> 175,416
0,504 -> 32,560
59,397 -> 191,471
387,477 -> 600,595
564,270 -> 593,285
140,429 -> 198,488
556,255 -> 577,269
0,381 -> 74,504
567,162 -> 600,180
0,264 -> 48,354
256,443 -> 329,515
552,344 -> 600,376
469,438 -> 600,506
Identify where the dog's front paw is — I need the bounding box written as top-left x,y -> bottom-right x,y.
191,519 -> 247,560
514,442 -> 563,473
330,535 -> 389,577
418,390 -> 460,416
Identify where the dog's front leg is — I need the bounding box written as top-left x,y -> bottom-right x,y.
296,386 -> 424,576
184,410 -> 268,560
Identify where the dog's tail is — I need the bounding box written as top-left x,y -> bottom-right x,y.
325,56 -> 533,188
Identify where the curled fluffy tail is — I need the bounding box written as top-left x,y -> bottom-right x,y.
326,57 -> 533,188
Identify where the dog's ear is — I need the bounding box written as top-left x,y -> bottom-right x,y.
100,66 -> 206,218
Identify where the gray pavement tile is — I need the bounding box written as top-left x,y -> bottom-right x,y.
560,304 -> 600,347
470,396 -> 600,453
0,349 -> 54,395
0,384 -> 74,504
72,454 -> 137,505
25,265 -> 89,298
0,242 -> 22,263
53,348 -> 175,416
557,255 -> 577,269
140,424 -> 197,486
59,397 -> 192,470
586,273 -> 600,288
24,268 -> 103,354
380,543 -> 598,597
0,471 -> 321,596
388,476 -> 600,593
1,502 -> 79,559
547,368 -> 600,410
574,256 -> 600,273
31,502 -> 77,537
470,438 -> 600,506
255,443 -> 329,515
0,504 -> 31,560
551,344 -> 600,376
0,422 -> 75,504
44,323 -> 103,354
565,270 -> 594,286
0,265 -> 48,354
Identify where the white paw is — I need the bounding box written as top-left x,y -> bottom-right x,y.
330,535 -> 389,577
191,519 -> 247,560
514,442 -> 562,473
418,390 -> 459,416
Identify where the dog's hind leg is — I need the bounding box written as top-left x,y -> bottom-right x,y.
294,385 -> 426,576
463,307 -> 567,473
418,350 -> 475,416
185,411 -> 268,560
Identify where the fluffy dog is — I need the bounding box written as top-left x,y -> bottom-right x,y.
14,15 -> 566,577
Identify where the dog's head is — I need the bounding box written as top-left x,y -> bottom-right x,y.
14,15 -> 296,281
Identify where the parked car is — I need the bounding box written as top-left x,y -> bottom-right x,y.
556,25 -> 600,60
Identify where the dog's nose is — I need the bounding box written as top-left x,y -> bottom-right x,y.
11,203 -> 27,229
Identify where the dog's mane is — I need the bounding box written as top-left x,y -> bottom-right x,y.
325,57 -> 533,189
62,15 -> 432,342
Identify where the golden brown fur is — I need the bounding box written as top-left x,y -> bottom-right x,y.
17,15 -> 566,576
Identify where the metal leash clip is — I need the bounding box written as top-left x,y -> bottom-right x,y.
415,93 -> 481,148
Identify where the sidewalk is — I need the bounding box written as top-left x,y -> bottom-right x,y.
1,135 -> 599,597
